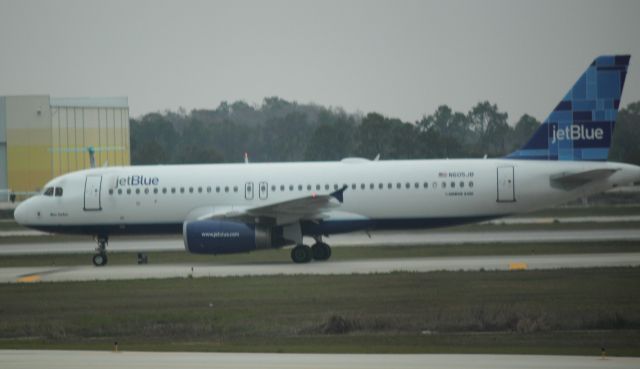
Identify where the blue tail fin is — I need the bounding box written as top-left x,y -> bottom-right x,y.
507,55 -> 630,161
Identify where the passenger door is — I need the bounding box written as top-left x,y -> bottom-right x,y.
496,166 -> 515,202
84,175 -> 102,211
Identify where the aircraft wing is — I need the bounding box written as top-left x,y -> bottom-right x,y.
190,186 -> 348,225
550,168 -> 619,190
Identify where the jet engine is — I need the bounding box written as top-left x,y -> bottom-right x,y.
183,219 -> 273,254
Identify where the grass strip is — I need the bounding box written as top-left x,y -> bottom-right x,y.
0,267 -> 638,355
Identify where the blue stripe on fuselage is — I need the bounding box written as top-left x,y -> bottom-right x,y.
24,215 -> 505,237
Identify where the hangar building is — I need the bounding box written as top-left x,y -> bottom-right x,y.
0,95 -> 130,199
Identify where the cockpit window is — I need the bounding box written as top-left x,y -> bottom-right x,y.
44,187 -> 54,196
55,187 -> 63,197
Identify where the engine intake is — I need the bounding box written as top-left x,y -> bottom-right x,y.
183,220 -> 272,254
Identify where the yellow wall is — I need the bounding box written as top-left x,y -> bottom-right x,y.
5,96 -> 130,193
5,96 -> 52,193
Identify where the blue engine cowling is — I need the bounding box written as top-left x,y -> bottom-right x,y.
183,220 -> 272,254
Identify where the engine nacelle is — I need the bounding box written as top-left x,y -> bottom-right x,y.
183,220 -> 272,254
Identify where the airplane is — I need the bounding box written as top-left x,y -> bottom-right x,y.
14,55 -> 639,267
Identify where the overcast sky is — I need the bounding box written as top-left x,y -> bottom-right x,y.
1,0 -> 639,123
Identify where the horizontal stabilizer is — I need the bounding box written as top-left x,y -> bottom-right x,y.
550,168 -> 619,190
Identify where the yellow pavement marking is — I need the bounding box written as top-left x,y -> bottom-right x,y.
509,262 -> 528,271
17,274 -> 42,283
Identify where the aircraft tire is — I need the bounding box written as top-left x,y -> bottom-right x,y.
92,253 -> 108,267
291,244 -> 312,263
311,242 -> 331,261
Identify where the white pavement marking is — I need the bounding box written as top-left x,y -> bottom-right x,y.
1,229 -> 640,255
2,253 -> 640,283
0,351 -> 638,369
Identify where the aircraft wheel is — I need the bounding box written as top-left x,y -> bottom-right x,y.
291,244 -> 312,263
311,242 -> 332,261
92,253 -> 108,267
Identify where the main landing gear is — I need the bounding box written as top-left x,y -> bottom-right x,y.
290,237 -> 332,264
92,236 -> 108,267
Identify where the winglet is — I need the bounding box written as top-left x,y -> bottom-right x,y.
330,185 -> 348,203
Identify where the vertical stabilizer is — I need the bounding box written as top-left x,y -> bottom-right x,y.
508,55 -> 630,161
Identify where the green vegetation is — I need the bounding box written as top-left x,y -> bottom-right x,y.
0,268 -> 639,355
130,98 -> 640,166
1,241 -> 640,268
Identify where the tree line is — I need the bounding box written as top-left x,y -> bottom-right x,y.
130,97 -> 640,165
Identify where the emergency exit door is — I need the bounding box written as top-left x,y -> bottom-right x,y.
496,166 -> 515,202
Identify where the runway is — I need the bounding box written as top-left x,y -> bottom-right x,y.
3,252 -> 640,283
1,228 -> 640,255
1,350 -> 638,369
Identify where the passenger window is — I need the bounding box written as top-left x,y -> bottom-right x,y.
271,185 -> 276,192
423,182 -> 428,188
307,185 -> 312,191
316,184 -> 321,191
118,189 -> 123,195
180,188 -> 185,194
108,189 -> 113,195
144,188 -> 149,194
206,186 -> 211,193
325,184 -> 330,190
154,188 -> 158,194
162,188 -> 167,194
441,182 -> 446,189
378,183 -> 383,189
216,186 -> 221,193
136,188 -> 140,194
351,184 -> 356,190
469,181 -> 474,188
334,184 -> 339,190
189,187 -> 194,193
369,183 -> 374,190
289,185 -> 294,191
55,187 -> 63,197
127,188 -> 132,194
388,183 -> 392,189
360,183 -> 365,190
432,182 -> 437,189
396,183 -> 401,189
44,187 -> 54,196
414,182 -> 419,188
460,181 -> 464,188
171,188 -> 176,194
224,186 -> 229,193
281,185 -> 285,191
451,182 -> 455,188
233,186 -> 238,193
298,185 -> 303,191
405,183 -> 410,189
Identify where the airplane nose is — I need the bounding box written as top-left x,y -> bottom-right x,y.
14,201 -> 28,225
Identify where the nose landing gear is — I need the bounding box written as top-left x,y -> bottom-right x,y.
92,236 -> 108,267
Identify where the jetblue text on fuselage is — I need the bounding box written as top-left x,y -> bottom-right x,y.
551,124 -> 604,144
115,175 -> 159,187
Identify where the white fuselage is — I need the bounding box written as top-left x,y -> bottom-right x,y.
14,158 -> 640,236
